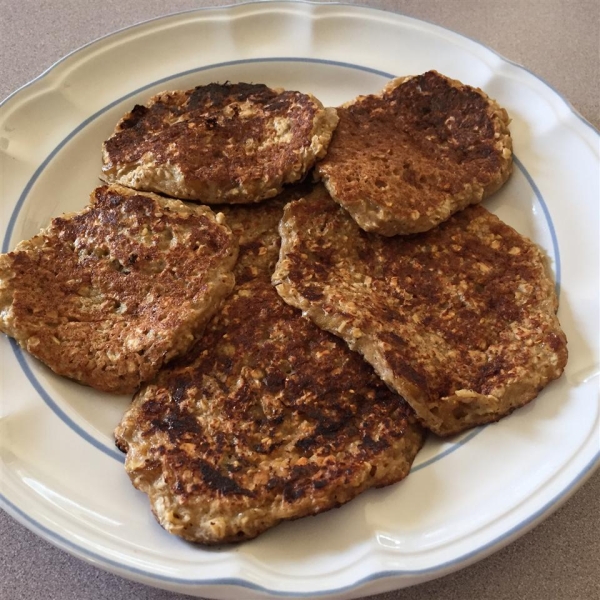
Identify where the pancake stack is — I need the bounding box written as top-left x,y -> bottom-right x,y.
0,74 -> 567,544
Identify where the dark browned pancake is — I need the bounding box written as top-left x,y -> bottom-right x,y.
0,185 -> 237,394
114,189 -> 424,544
273,185 -> 567,436
316,71 -> 512,236
102,83 -> 338,203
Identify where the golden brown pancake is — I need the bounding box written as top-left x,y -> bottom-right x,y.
102,82 -> 338,204
273,185 -> 567,436
0,185 -> 237,394
316,71 -> 512,236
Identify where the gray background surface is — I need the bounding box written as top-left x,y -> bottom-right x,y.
0,1 -> 598,599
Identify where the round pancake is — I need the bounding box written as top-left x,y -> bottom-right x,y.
114,191 -> 424,544
316,70 -> 513,236
273,185 -> 568,437
102,82 -> 339,204
115,280 -> 424,545
0,185 -> 237,394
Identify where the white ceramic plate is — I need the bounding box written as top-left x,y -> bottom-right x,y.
1,2 -> 598,599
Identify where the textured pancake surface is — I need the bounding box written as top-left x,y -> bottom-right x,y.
115,189 -> 424,544
0,185 -> 237,394
217,183 -> 313,282
316,71 -> 512,236
273,186 -> 568,436
102,82 -> 339,203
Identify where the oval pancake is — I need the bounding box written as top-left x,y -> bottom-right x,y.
0,185 -> 237,394
102,82 -> 339,204
115,189 -> 424,544
273,185 -> 568,436
316,70 -> 512,236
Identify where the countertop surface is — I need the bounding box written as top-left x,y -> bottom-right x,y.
1,1 -> 598,600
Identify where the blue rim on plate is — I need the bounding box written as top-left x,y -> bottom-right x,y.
2,453 -> 598,597
0,3 -> 598,598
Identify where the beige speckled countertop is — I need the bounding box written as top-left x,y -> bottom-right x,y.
1,1 -> 598,599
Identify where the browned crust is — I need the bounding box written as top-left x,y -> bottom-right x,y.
102,83 -> 338,204
115,189 -> 424,544
315,71 -> 513,236
0,185 -> 238,394
115,280 -> 424,544
273,186 -> 568,436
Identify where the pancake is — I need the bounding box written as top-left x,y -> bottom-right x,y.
0,185 -> 237,394
102,82 -> 339,204
217,183 -> 313,283
114,189 -> 424,544
315,71 -> 512,236
273,185 -> 568,436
